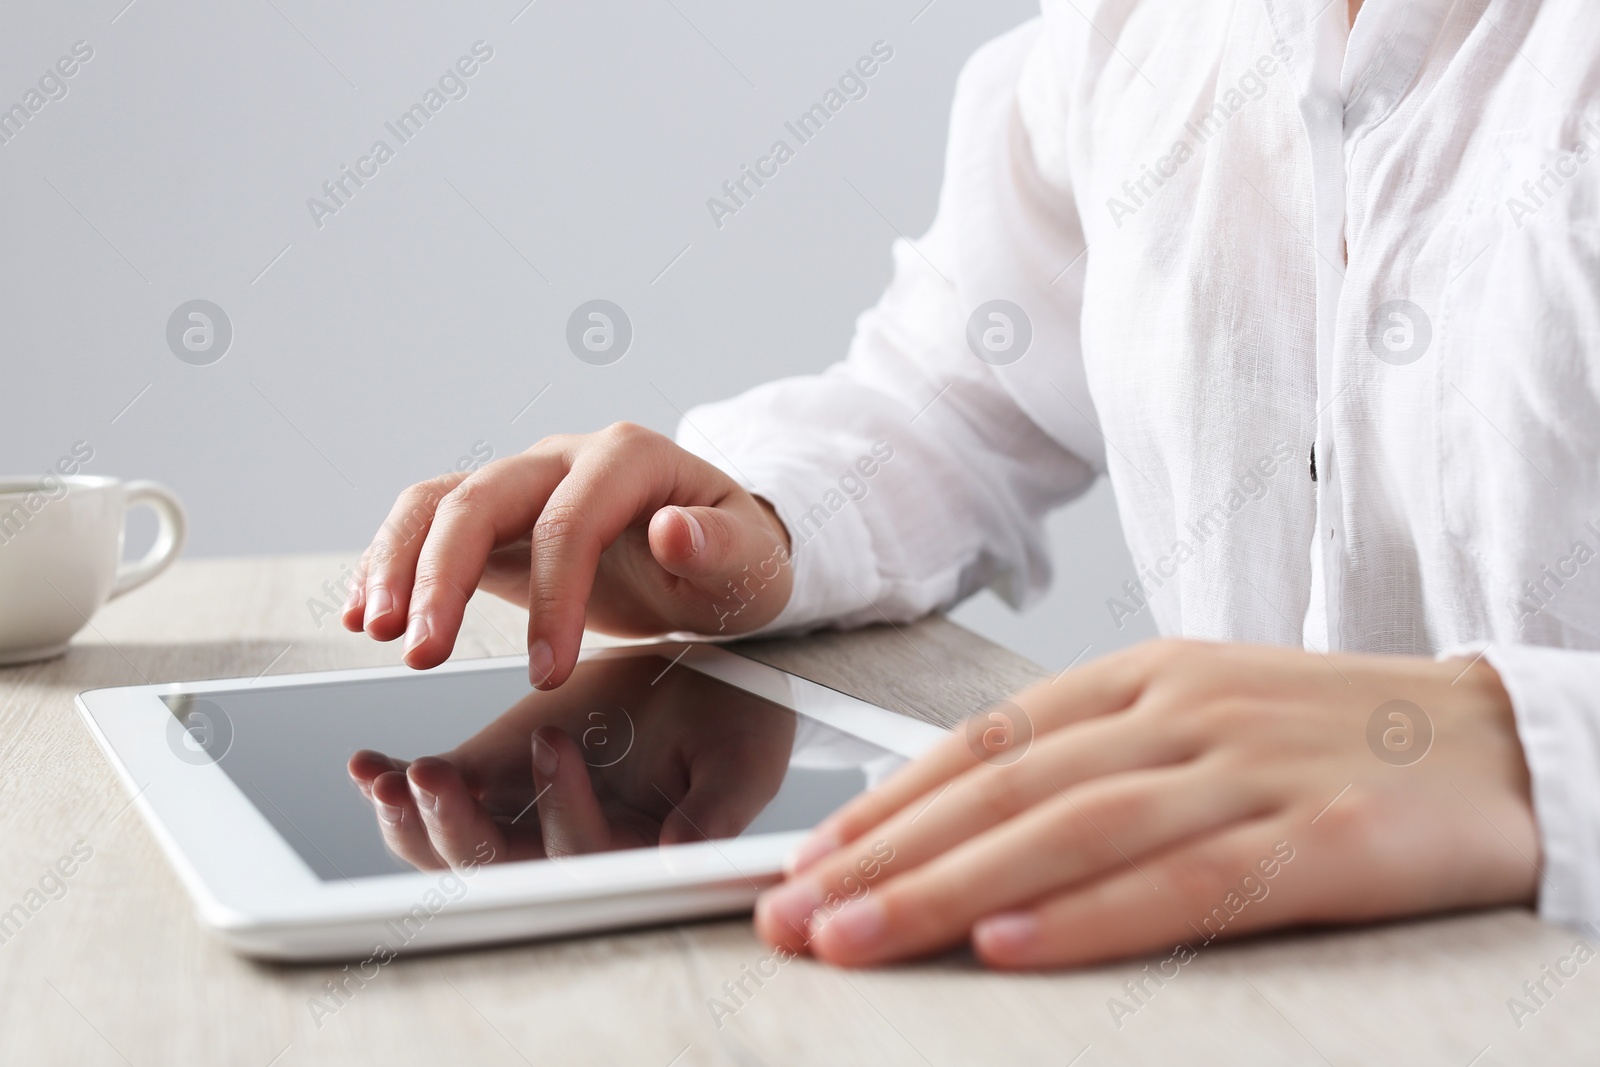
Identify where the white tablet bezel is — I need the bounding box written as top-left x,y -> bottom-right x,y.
75,643 -> 946,954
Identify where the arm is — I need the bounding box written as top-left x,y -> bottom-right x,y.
338,22 -> 1092,688
678,19 -> 1097,635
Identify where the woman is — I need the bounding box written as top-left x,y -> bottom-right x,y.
342,0 -> 1600,968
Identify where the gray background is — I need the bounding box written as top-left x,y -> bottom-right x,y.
0,0 -> 1155,670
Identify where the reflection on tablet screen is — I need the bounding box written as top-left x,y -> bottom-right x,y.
162,653 -> 904,880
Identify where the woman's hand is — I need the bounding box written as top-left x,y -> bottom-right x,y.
755,639 -> 1539,969
341,423 -> 793,688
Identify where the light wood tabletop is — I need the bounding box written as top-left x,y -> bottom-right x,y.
1,554 -> 1595,1066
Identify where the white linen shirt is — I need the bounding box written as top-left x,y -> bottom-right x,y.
676,0 -> 1600,927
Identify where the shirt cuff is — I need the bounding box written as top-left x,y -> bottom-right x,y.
1480,643 -> 1600,926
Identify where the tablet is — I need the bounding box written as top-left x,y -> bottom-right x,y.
75,642 -> 944,960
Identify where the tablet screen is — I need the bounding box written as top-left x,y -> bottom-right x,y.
161,653 -> 904,881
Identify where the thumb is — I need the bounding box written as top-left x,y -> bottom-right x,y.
647,504 -> 740,577
645,503 -> 792,633
659,741 -> 784,846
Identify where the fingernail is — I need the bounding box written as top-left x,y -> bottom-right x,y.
375,801 -> 402,827
403,616 -> 430,656
343,585 -> 362,614
757,881 -> 824,942
365,585 -> 393,628
677,507 -> 705,554
973,911 -> 1039,958
786,828 -> 839,874
822,897 -> 885,951
532,731 -> 558,778
529,639 -> 555,688
411,781 -> 438,815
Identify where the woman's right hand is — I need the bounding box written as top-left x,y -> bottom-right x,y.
340,423 -> 793,689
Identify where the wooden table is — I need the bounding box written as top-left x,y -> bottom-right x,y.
1,555 -> 1595,1066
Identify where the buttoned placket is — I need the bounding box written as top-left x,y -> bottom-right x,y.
1270,0 -> 1451,654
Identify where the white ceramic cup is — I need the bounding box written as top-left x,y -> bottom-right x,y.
0,475 -> 187,665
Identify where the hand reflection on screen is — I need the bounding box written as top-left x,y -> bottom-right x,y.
347,655 -> 797,870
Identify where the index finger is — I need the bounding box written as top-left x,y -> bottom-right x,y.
401,448 -> 571,670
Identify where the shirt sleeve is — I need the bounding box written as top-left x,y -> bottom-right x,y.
1483,644 -> 1600,926
675,19 -> 1096,636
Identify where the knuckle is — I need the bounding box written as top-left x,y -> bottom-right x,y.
400,475 -> 455,509
1194,698 -> 1258,735
409,560 -> 460,603
529,433 -> 575,456
873,889 -> 927,936
1156,698 -> 1266,749
1132,698 -> 1194,748
408,573 -> 446,606
385,479 -> 454,547
601,420 -> 658,450
382,516 -> 431,554
1166,846 -> 1244,905
1101,638 -> 1193,694
1308,786 -> 1381,846
462,453 -> 506,481
1071,785 -> 1155,840
965,765 -> 1031,823
437,476 -> 489,518
364,542 -> 399,571
532,501 -> 589,551
1138,639 -> 1229,706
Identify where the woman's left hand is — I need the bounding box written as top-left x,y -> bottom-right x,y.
755,639 -> 1539,969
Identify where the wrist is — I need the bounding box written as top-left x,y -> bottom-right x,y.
1442,653 -> 1516,731
1437,651 -> 1534,806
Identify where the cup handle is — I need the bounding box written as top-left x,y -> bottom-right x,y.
111,481 -> 188,600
